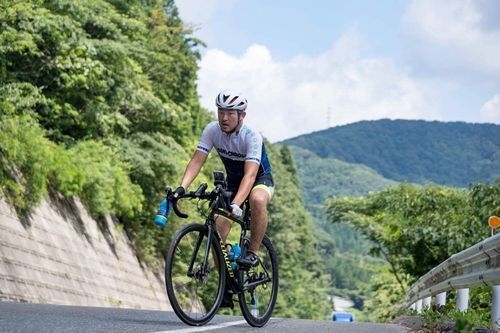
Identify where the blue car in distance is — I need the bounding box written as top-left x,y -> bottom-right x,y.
332,311 -> 354,322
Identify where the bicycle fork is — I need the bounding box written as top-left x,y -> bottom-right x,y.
186,225 -> 235,281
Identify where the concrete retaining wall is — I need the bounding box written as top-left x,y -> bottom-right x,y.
0,195 -> 171,311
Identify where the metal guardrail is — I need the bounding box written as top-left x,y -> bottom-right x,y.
401,231 -> 500,331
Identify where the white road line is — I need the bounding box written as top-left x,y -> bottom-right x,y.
154,320 -> 248,333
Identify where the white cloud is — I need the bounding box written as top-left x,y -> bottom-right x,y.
480,95 -> 500,123
197,31 -> 440,142
403,0 -> 500,77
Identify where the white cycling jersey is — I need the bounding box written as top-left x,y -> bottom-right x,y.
196,121 -> 272,189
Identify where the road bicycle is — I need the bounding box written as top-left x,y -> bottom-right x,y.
164,171 -> 279,327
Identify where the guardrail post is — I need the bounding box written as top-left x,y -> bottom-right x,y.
436,292 -> 446,307
493,285 -> 500,332
415,299 -> 423,313
423,296 -> 431,309
457,288 -> 469,312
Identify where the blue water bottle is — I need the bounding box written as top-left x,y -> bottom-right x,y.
154,198 -> 171,227
228,243 -> 241,271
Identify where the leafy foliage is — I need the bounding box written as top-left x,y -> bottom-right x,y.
0,114 -> 58,210
0,0 -> 205,143
69,140 -> 144,218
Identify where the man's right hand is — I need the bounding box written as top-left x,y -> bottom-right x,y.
173,186 -> 185,198
230,203 -> 243,217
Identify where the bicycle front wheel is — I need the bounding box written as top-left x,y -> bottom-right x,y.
165,223 -> 225,326
238,234 -> 279,327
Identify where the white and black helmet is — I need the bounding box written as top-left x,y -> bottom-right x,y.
215,90 -> 248,111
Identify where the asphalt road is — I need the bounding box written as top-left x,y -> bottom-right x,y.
0,301 -> 410,333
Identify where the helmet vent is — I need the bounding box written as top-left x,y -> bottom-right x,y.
216,90 -> 248,111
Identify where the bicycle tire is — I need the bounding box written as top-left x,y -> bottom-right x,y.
165,223 -> 226,326
237,234 -> 279,327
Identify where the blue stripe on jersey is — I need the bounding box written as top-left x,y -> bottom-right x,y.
260,144 -> 272,175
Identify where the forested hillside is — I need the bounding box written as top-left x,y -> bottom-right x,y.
290,146 -> 397,205
0,0 -> 331,320
283,119 -> 500,187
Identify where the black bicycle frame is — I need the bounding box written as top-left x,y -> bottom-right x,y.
184,195 -> 269,294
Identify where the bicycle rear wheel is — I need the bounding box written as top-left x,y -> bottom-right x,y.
237,234 -> 279,327
165,223 -> 225,326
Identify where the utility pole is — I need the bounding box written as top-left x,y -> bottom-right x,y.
327,106 -> 331,128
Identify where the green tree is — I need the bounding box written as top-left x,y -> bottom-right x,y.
325,184 -> 488,284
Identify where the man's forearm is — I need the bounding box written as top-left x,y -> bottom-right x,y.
180,151 -> 207,189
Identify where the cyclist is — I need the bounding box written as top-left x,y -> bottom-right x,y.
173,90 -> 274,306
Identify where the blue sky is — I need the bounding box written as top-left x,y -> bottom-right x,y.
176,0 -> 500,142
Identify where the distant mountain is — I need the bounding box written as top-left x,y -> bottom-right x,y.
281,119 -> 500,187
289,146 -> 397,205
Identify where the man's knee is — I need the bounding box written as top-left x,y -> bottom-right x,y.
250,191 -> 269,209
